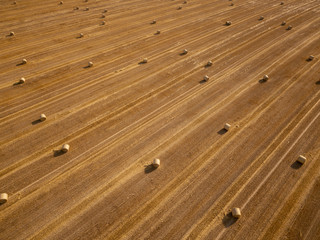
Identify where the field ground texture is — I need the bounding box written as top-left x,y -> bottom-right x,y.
0,0 -> 320,239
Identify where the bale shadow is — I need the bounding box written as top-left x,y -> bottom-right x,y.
259,79 -> 267,83
315,80 -> 320,85
16,62 -> 24,66
144,164 -> 157,174
199,79 -> 207,84
32,119 -> 42,125
83,65 -> 91,69
222,212 -> 238,227
138,61 -> 147,65
306,58 -> 313,62
217,128 -> 227,135
179,52 -> 187,56
291,161 -> 302,169
0,201 -> 7,206
12,82 -> 23,86
53,150 -> 65,157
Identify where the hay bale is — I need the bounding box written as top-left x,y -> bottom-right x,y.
207,60 -> 213,66
281,21 -> 286,26
40,114 -> 47,121
88,61 -> 93,67
59,1 -> 63,5
232,207 -> 241,218
308,55 -> 314,61
152,20 -> 156,24
156,30 -> 161,34
79,33 -> 84,38
74,6 -> 79,10
183,49 -> 188,54
263,75 -> 269,81
101,14 -> 106,18
9,31 -> 15,36
153,158 -> 160,168
103,9 -> 108,13
259,16 -> 264,20
226,21 -> 232,26
85,7 -> 89,11
19,77 -> 25,84
297,155 -> 306,164
224,123 -> 231,131
178,6 -> 182,10
142,58 -> 148,63
286,25 -> 292,30
61,144 -> 70,153
280,2 -> 284,5
101,21 -> 106,25
22,59 -> 27,64
203,75 -> 209,81
0,193 -> 8,204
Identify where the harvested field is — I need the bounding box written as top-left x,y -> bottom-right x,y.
1,0 -> 320,239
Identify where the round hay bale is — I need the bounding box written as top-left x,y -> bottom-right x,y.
0,193 -> 8,204
281,21 -> 286,25
203,75 -> 209,81
9,31 -> 15,36
226,21 -> 232,26
40,114 -> 47,121
101,21 -> 106,25
101,14 -> 106,18
297,155 -> 306,164
152,20 -> 156,24
263,75 -> 269,81
61,144 -> 70,153
178,6 -> 182,10
88,61 -> 93,67
79,33 -> 84,38
224,123 -> 231,131
19,77 -> 25,84
308,55 -> 314,61
103,9 -> 108,13
153,158 -> 160,168
142,58 -> 148,63
207,60 -> 213,66
74,6 -> 79,10
232,207 -> 241,218
287,25 -> 292,30
22,59 -> 27,64
183,49 -> 188,54
156,30 -> 161,34
259,16 -> 264,20
59,1 -> 63,5
85,7 -> 89,11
